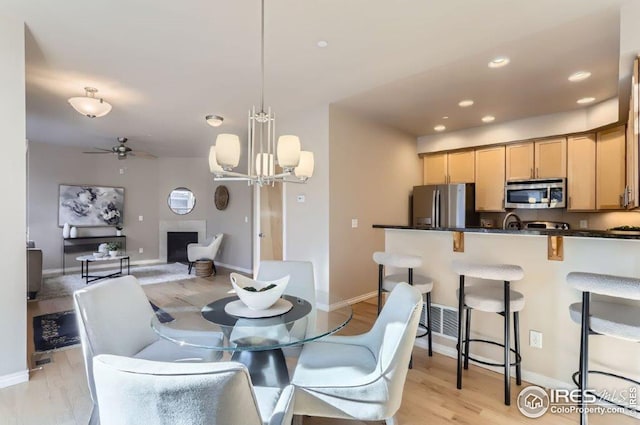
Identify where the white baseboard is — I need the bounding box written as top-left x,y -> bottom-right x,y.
414,339 -> 572,390
317,291 -> 378,312
43,258 -> 163,276
0,370 -> 29,389
215,261 -> 252,275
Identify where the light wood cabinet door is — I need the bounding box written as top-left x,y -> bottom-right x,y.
475,146 -> 505,211
596,126 -> 626,210
567,134 -> 596,211
505,143 -> 534,181
534,137 -> 566,178
447,150 -> 475,183
423,153 -> 447,185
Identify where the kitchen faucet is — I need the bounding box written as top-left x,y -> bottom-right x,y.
502,212 -> 522,230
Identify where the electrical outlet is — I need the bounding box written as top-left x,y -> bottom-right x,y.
351,218 -> 358,228
138,215 -> 144,222
297,194 -> 306,203
138,247 -> 144,254
579,220 -> 588,229
529,330 -> 543,349
119,168 -> 125,175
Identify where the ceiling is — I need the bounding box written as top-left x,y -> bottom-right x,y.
0,0 -> 631,157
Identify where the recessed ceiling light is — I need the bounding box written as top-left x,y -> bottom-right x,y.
434,125 -> 446,132
458,99 -> 474,107
442,116 -> 449,119
576,97 -> 595,105
317,40 -> 328,48
482,115 -> 495,123
568,71 -> 591,82
488,56 -> 510,68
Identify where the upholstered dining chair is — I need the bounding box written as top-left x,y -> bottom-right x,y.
291,282 -> 422,425
257,261 -> 316,353
187,233 -> 224,274
74,275 -> 223,425
93,354 -> 295,425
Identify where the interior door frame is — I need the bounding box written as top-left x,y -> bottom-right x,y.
252,183 -> 286,278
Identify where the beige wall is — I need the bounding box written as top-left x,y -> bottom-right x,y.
0,15 -> 27,385
28,143 -> 252,272
329,105 -> 422,303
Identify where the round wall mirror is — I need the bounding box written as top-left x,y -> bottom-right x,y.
168,187 -> 196,215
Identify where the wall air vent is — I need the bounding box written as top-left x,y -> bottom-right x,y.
421,302 -> 458,340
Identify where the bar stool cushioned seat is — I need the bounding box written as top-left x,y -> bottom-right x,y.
458,282 -> 525,313
569,301 -> 640,341
382,273 -> 433,294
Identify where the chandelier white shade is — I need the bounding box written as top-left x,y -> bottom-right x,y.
207,0 -> 314,186
68,87 -> 112,118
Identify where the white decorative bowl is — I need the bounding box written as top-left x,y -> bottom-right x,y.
230,273 -> 290,311
93,252 -> 106,258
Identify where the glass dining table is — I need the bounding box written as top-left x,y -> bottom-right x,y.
150,285 -> 353,387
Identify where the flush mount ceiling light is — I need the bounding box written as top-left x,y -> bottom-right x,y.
482,115 -> 496,123
205,115 -> 224,127
458,99 -> 474,107
208,0 -> 314,186
442,116 -> 449,119
68,87 -> 112,118
577,97 -> 596,104
317,40 -> 329,48
568,71 -> 591,82
488,56 -> 510,68
434,125 -> 446,132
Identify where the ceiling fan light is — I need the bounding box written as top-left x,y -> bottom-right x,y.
277,135 -> 301,169
215,133 -> 241,169
295,151 -> 314,180
208,146 -> 224,173
255,153 -> 275,177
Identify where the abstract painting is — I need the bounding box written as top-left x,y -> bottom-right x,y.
58,184 -> 124,227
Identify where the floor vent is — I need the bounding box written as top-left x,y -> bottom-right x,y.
422,302 -> 458,340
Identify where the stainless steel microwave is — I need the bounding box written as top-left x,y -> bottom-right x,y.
504,178 -> 566,209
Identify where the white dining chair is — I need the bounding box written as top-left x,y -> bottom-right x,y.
291,282 -> 423,424
74,275 -> 222,425
187,233 -> 223,274
93,354 -> 295,425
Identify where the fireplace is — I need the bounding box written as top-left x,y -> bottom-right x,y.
167,232 -> 198,263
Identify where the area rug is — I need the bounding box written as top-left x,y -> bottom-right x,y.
38,262 -> 195,300
33,303 -> 173,353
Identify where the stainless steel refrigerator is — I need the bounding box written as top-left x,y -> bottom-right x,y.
412,184 -> 479,228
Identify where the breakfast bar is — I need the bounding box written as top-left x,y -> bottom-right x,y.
374,225 -> 640,390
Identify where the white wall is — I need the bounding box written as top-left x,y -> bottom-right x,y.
0,15 -> 27,387
28,143 -> 253,272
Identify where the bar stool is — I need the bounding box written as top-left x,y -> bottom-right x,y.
373,252 -> 433,356
453,261 -> 525,406
567,272 -> 640,425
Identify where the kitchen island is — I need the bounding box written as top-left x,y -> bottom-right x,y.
374,224 -> 640,390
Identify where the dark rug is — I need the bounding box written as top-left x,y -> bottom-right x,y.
33,302 -> 174,353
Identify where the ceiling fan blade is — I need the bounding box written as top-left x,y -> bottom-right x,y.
129,151 -> 157,159
82,151 -> 112,154
95,148 -> 114,152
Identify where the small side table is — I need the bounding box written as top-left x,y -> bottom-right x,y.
76,254 -> 131,284
195,260 -> 213,277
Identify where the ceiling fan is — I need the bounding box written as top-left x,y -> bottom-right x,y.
83,137 -> 157,160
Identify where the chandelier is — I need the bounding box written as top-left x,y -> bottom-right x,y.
68,87 -> 112,118
208,0 -> 314,186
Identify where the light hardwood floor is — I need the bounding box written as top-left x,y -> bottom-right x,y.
2,269 -> 637,424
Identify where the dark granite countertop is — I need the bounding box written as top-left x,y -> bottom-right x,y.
372,224 -> 640,240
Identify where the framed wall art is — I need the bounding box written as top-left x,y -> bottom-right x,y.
58,184 -> 124,227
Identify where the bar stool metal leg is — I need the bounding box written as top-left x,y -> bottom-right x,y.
377,264 -> 384,316
514,311 -> 522,385
579,291 -> 590,425
464,307 -> 471,370
426,292 -> 433,357
456,275 -> 465,390
504,280 -> 511,406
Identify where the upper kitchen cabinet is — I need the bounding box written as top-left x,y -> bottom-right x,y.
596,126 -> 626,210
423,150 -> 475,184
567,134 -> 596,211
475,146 -> 505,211
505,138 -> 566,181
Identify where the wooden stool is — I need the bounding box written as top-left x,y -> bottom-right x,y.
195,260 -> 213,277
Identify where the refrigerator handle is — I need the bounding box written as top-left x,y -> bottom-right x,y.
431,189 -> 437,228
436,189 -> 441,228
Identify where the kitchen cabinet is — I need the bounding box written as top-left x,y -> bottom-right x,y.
423,150 -> 475,184
626,58 -> 639,209
505,138 -> 566,181
475,146 -> 505,211
567,134 -> 596,211
596,126 -> 626,210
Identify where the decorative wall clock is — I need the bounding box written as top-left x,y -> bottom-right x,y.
215,185 -> 230,210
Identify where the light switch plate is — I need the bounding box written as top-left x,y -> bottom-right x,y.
351,218 -> 358,228
138,247 -> 144,254
138,215 -> 143,221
